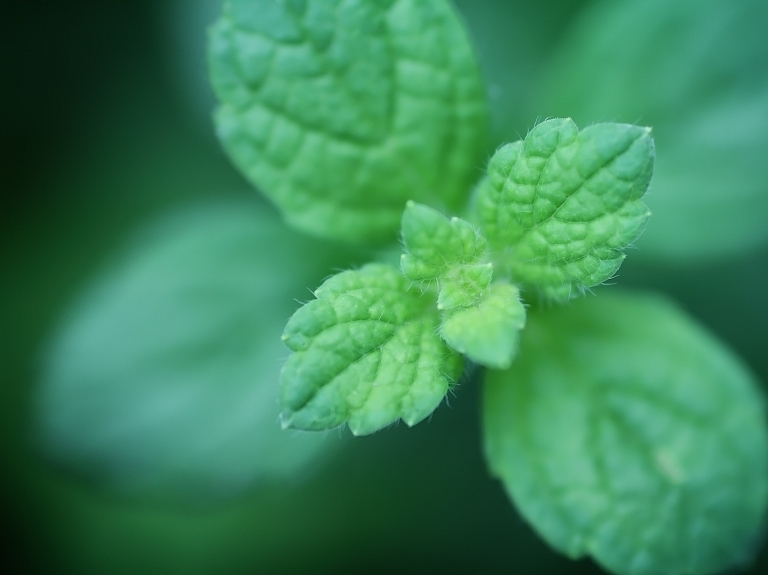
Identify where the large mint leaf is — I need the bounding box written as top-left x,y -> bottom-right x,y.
475,118 -> 653,301
541,0 -> 768,263
36,203 -> 356,501
280,263 -> 462,435
483,292 -> 768,575
208,0 -> 488,244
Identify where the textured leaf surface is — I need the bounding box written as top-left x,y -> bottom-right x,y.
280,263 -> 462,435
400,201 -> 486,281
440,282 -> 525,370
475,118 -> 653,301
484,292 -> 768,575
436,262 -> 493,311
541,0 -> 768,263
36,203 -> 355,501
400,201 -> 491,311
209,0 -> 488,244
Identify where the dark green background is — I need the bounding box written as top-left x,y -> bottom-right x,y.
2,1 -> 767,573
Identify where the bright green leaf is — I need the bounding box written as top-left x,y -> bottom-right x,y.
441,282 -> 525,370
436,262 -> 493,310
36,202 -> 355,501
280,263 -> 462,435
400,201 -> 486,282
483,292 -> 768,575
475,118 -> 653,301
400,201 -> 492,310
541,0 -> 768,263
208,0 -> 488,244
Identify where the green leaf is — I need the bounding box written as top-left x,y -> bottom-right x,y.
440,282 -> 525,370
475,118 -> 653,301
436,262 -> 493,310
400,201 -> 487,282
541,0 -> 768,263
36,202 -> 356,501
208,0 -> 488,244
400,201 -> 492,310
280,263 -> 462,435
483,292 -> 768,575
398,201 -> 524,368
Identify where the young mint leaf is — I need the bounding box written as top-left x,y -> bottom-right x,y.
483,292 -> 768,575
36,203 -> 357,501
208,0 -> 488,244
400,201 -> 492,309
400,201 -> 486,281
441,282 -> 525,370
436,262 -> 493,310
397,201 -> 523,368
474,118 -> 654,301
280,263 -> 462,436
540,0 -> 768,263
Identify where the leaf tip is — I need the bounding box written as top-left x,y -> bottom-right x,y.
278,411 -> 294,430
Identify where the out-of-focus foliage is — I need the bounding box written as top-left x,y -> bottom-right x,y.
36,203 -> 356,501
485,292 -> 768,575
452,0 -> 589,145
208,0 -> 488,243
541,0 -> 768,264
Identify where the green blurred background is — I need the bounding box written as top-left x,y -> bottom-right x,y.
2,1 -> 767,573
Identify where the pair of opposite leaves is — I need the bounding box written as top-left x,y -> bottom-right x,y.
279,117 -> 655,435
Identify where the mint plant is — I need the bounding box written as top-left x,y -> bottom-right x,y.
203,1 -> 768,574
33,1 -> 768,574
278,117 -> 654,435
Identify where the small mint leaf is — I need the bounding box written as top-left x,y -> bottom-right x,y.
400,201 -> 486,282
540,0 -> 768,263
437,262 -> 493,310
475,118 -> 654,301
208,0 -> 488,244
483,292 -> 768,575
280,263 -> 462,435
441,282 -> 525,369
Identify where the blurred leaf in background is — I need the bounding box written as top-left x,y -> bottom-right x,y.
452,0 -> 589,146
540,0 -> 768,264
36,202 -> 356,501
485,292 -> 768,575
